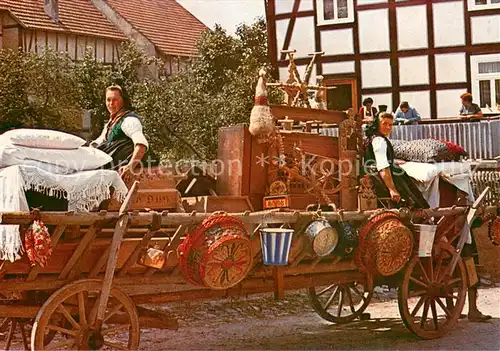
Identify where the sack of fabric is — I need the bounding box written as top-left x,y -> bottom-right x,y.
0,144 -> 112,172
0,128 -> 85,150
392,138 -> 467,163
249,69 -> 275,142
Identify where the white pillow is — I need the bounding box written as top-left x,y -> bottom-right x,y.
0,129 -> 86,149
0,145 -> 112,171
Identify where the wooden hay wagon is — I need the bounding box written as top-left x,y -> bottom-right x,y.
0,107 -> 497,350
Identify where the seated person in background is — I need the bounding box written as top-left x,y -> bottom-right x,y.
358,97 -> 378,124
459,93 -> 483,118
394,101 -> 421,125
91,85 -> 156,180
364,112 -> 429,209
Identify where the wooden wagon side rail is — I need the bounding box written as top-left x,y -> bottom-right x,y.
1,205 -> 498,226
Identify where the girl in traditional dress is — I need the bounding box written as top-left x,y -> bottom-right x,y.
363,112 -> 429,209
91,85 -> 156,179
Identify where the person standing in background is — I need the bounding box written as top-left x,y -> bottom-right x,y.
359,97 -> 378,124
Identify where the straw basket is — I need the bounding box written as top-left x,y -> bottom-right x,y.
260,228 -> 294,265
178,214 -> 253,290
355,212 -> 413,276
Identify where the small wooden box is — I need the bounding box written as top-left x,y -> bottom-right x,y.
108,189 -> 180,211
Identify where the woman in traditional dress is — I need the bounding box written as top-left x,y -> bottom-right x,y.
91,85 -> 155,179
358,97 -> 378,124
363,112 -> 429,208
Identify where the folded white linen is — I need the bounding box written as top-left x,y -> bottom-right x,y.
0,144 -> 112,171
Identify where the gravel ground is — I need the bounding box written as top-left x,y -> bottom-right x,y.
2,286 -> 499,350
138,286 -> 500,350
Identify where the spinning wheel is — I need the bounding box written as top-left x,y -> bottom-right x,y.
309,158 -> 342,195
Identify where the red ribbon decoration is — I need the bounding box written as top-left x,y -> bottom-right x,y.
254,96 -> 268,106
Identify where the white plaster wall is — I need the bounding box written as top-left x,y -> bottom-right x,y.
399,91 -> 431,118
276,19 -> 289,61
68,35 -> 77,60
471,15 -> 500,45
433,2 -> 465,47
362,93 -> 392,114
36,31 -> 46,53
435,53 -> 467,84
96,39 -> 105,62
276,0 -> 294,14
47,32 -> 57,50
300,0 -> 314,11
397,5 -> 428,50
358,9 -> 390,53
57,34 -> 67,53
105,39 -> 114,63
321,29 -> 354,55
361,59 -> 391,88
399,56 -> 429,86
436,89 -> 467,118
288,17 -> 316,58
77,37 -> 87,60
322,61 -> 355,75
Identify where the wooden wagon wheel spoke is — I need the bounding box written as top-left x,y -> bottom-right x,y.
102,324 -> 131,335
308,274 -> 374,325
336,289 -> 344,317
103,303 -> 124,323
398,244 -> 467,339
32,279 -> 139,351
345,288 -> 356,313
409,276 -> 429,289
46,324 -> 77,336
430,299 -> 439,330
323,286 -> 339,310
417,259 -> 431,284
317,283 -> 336,297
77,292 -> 87,327
57,305 -> 80,330
419,298 -> 431,329
435,298 -> 452,318
411,296 -> 426,317
103,340 -> 129,350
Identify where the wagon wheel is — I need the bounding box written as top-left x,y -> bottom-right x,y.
309,159 -> 341,195
398,243 -> 467,339
0,317 -> 60,350
31,279 -> 140,350
307,273 -> 374,324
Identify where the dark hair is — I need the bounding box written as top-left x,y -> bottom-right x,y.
363,97 -> 374,106
106,84 -> 134,110
365,112 -> 393,140
400,101 -> 409,109
460,93 -> 473,103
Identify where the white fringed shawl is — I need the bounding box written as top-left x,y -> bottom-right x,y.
0,165 -> 127,262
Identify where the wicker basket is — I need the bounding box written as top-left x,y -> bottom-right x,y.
178,214 -> 253,290
355,212 -> 414,276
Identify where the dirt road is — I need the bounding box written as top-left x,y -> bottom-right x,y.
140,287 -> 500,350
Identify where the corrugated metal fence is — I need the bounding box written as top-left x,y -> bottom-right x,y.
320,120 -> 500,160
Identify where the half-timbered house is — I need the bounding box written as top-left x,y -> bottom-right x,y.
0,0 -> 206,70
264,0 -> 500,118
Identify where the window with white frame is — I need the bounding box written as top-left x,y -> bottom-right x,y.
471,54 -> 500,109
316,0 -> 354,25
469,0 -> 500,11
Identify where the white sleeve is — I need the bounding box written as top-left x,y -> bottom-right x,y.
121,117 -> 149,149
372,137 -> 390,171
90,124 -> 108,147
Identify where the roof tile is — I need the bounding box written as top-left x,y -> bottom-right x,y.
105,0 -> 207,57
1,0 -> 125,40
